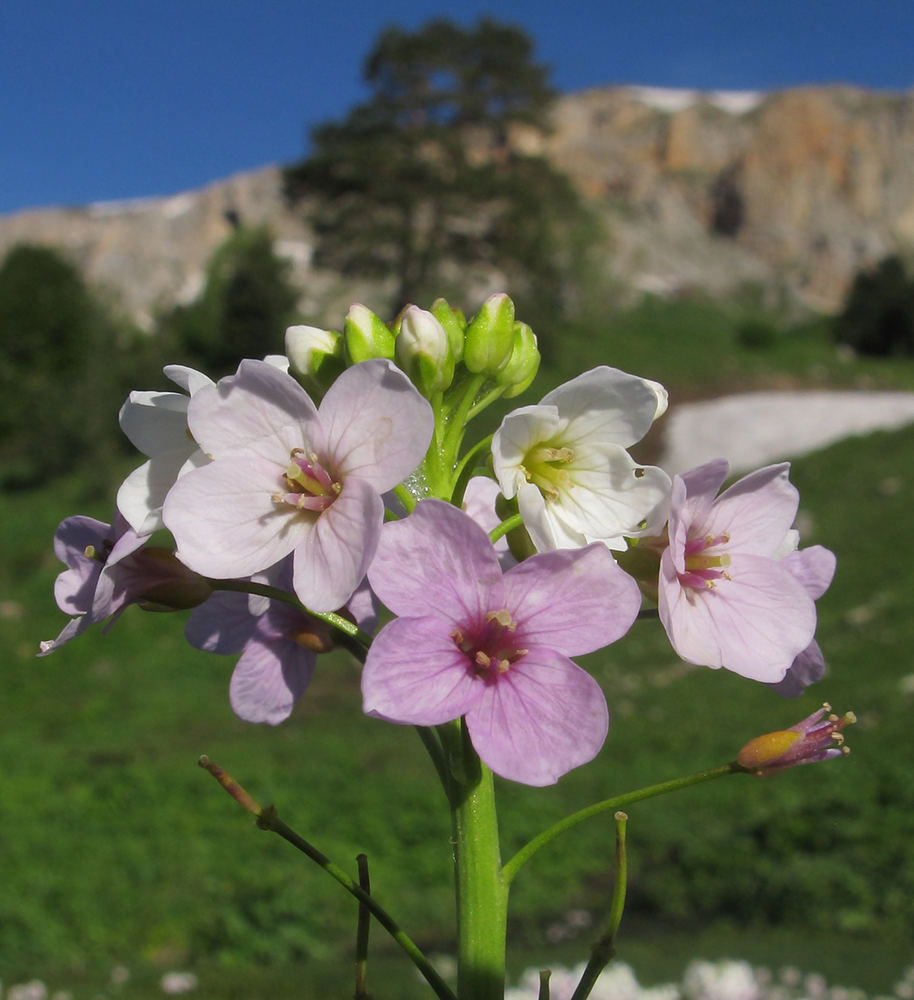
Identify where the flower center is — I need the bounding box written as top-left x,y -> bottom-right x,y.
680,532 -> 731,589
272,449 -> 342,512
451,609 -> 529,679
519,444 -> 575,501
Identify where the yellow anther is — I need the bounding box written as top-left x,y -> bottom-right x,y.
475,651 -> 491,668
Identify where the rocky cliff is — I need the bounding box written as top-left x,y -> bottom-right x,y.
3,84 -> 914,325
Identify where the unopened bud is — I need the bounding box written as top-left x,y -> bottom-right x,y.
463,293 -> 516,374
497,322 -> 541,398
344,303 -> 396,364
133,548 -> 212,611
286,325 -> 345,391
396,305 -> 454,396
430,298 -> 466,363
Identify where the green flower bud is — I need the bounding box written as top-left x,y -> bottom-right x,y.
285,325 -> 345,391
497,322 -> 541,398
396,305 -> 454,397
430,298 -> 466,363
463,293 -> 516,374
344,303 -> 396,364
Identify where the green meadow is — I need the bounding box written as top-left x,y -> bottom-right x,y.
2,300 -> 913,997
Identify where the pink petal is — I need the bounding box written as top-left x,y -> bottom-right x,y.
188,359 -> 323,464
293,476 -> 383,612
368,500 -> 503,625
361,616 -> 484,726
504,544 -> 641,656
229,637 -> 315,725
466,648 -> 609,786
38,616 -> 91,657
695,464 -> 799,558
765,640 -> 827,697
164,457 -> 300,580
185,591 -> 258,654
781,545 -> 836,600
320,359 -> 434,491
658,551 -> 816,681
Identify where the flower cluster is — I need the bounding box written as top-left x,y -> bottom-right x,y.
41,294 -> 843,786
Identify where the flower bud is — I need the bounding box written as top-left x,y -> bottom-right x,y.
737,703 -> 856,778
396,305 -> 454,397
463,293 -> 516,374
430,297 -> 466,363
285,325 -> 345,391
497,322 -> 541,398
132,548 -> 213,611
344,303 -> 396,364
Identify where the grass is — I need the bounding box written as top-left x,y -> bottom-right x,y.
2,302 -> 914,996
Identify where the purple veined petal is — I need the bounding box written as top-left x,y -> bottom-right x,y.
367,500 -> 504,624
345,576 -> 380,635
164,364 -> 213,396
164,456 -> 301,580
188,359 -> 324,464
491,404 -> 564,500
293,476 -> 384,613
319,359 -> 434,491
658,551 -> 816,681
53,516 -> 112,570
361,616 -> 484,726
694,464 -> 799,558
465,647 -> 609,786
540,367 -> 661,449
505,544 -> 641,656
674,459 -> 730,533
185,591 -> 259,655
229,635 -> 316,725
765,639 -> 827,697
118,390 -> 190,458
781,545 -> 837,600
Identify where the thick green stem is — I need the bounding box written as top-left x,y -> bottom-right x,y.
440,723 -> 509,1000
502,762 -> 742,884
489,513 -> 525,544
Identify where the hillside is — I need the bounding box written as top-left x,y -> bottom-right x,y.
3,84 -> 914,326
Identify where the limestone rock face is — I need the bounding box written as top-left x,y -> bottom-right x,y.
4,85 -> 914,323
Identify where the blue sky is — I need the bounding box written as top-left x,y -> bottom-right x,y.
1,0 -> 912,214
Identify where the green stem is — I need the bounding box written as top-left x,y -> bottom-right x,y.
466,384 -> 507,421
502,762 -> 742,884
393,483 -> 418,513
439,722 -> 509,1000
489,513 -> 524,545
442,373 -> 488,472
450,433 -> 494,506
569,812 -> 628,1000
415,726 -> 450,793
355,853 -> 371,999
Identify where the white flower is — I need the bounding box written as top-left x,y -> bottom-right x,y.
492,366 -> 671,552
117,365 -> 213,535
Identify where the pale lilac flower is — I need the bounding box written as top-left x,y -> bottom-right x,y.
117,365 -> 214,535
163,358 -> 433,613
186,559 -> 377,725
361,500 -> 641,786
767,541 -> 836,697
491,367 -> 671,552
39,514 -> 211,656
658,460 -> 817,682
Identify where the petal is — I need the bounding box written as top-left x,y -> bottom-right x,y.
367,499 -> 503,625
781,546 -> 836,600
541,366 -> 661,449
293,476 -> 383,613
504,544 -> 641,656
462,476 -> 514,568
229,637 -> 315,725
658,551 -> 816,681
38,616 -> 91,657
466,648 -> 609,786
117,447 -> 208,535
185,591 -> 258,654
188,359 -> 322,464
345,576 -> 380,635
672,459 -> 730,549
491,404 -> 562,499
164,364 -> 213,395
118,390 -> 190,458
764,640 -> 827,698
53,516 -> 112,570
320,359 -> 434,490
361,616 -> 484,725
164,457 -> 301,579
696,464 -> 799,558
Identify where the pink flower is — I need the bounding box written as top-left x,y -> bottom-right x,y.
658,460 -> 817,682
361,500 -> 642,786
186,560 -> 377,725
39,514 -> 209,655
163,359 -> 433,613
